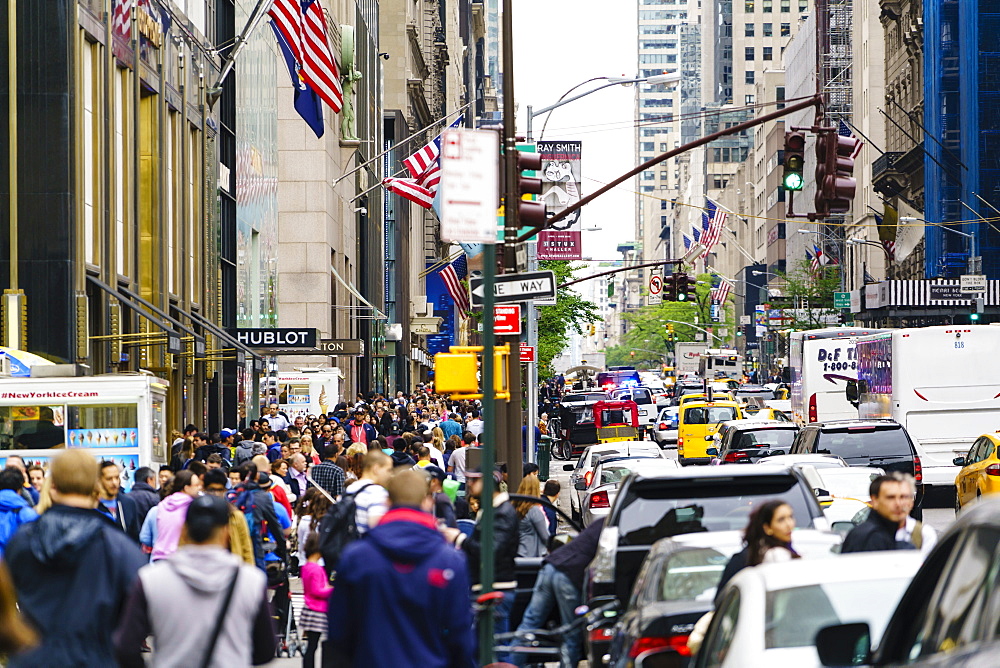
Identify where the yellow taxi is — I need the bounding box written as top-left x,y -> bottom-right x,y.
677,398 -> 743,465
954,433 -> 1000,508
741,406 -> 793,422
677,392 -> 736,408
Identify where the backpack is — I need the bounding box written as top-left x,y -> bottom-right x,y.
228,485 -> 271,568
317,483 -> 373,576
0,506 -> 36,555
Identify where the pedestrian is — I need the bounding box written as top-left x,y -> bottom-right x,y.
466,409 -> 484,438
26,465 -> 44,493
252,454 -> 294,518
447,432 -> 477,489
3,457 -> 38,506
346,408 -> 378,446
97,460 -> 142,542
113,494 -> 277,667
151,470 -> 203,561
5,450 -> 147,667
0,467 -> 38,558
264,402 -> 291,432
541,478 -> 561,536
299,532 -> 333,668
263,431 -> 283,462
512,518 -> 606,667
170,438 -> 195,472
842,473 -> 922,553
514,475 -> 550,558
234,428 -> 257,466
390,435 -> 417,468
311,444 -> 347,498
228,463 -> 289,570
287,452 -> 311,500
439,412 -> 463,439
157,466 -> 174,495
203,468 -> 255,565
127,466 -> 160,525
443,467 -> 519,649
423,465 -> 457,528
327,470 -> 473,667
345,450 -> 392,534
0,560 -> 37,662
295,488 -> 332,568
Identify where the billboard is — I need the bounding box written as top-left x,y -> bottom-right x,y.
537,141 -> 582,260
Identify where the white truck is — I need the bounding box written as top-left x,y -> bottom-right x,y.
852,326 -> 1000,494
274,369 -> 343,418
674,342 -> 706,376
0,373 -> 169,492
789,328 -> 886,426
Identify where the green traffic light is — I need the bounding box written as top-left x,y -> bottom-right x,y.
677,292 -> 688,301
783,172 -> 804,191
971,313 -> 981,322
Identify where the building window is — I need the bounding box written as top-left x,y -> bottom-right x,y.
661,215 -> 668,225
799,0 -> 808,10
745,70 -> 755,84
659,171 -> 668,179
661,200 -> 669,210
643,171 -> 656,180
745,0 -> 754,11
763,0 -> 772,12
745,47 -> 755,61
763,46 -> 773,60
781,22 -> 790,36
780,0 -> 790,11
641,185 -> 655,192
745,94 -> 756,105
745,22 -> 754,36
763,22 -> 772,36
776,85 -> 785,109
659,142 -> 668,151
712,175 -> 730,189
641,142 -> 655,152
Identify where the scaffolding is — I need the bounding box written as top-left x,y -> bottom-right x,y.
818,0 -> 853,125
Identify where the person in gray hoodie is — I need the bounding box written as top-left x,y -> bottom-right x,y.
233,428 -> 259,466
114,494 -> 276,667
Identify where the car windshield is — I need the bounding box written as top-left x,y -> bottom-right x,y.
735,429 -> 797,450
659,547 -> 732,602
765,578 -> 911,649
599,459 -> 659,485
684,406 -> 739,424
616,477 -> 814,544
817,427 -> 910,460
564,393 -> 606,403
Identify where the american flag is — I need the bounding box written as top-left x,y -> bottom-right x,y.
383,116 -> 463,210
113,0 -> 132,38
438,255 -> 470,315
808,248 -> 820,272
838,120 -> 863,160
269,0 -> 344,113
711,279 -> 732,305
683,234 -> 692,250
692,225 -> 701,243
702,198 -> 727,258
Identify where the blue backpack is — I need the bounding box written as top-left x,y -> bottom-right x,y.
228,485 -> 271,568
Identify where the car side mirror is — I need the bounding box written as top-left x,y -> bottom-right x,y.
953,456 -> 967,467
705,434 -> 716,441
831,520 -> 855,537
634,648 -> 685,668
574,480 -> 588,491
815,622 -> 871,666
706,447 -> 719,457
563,464 -> 576,471
845,379 -> 860,406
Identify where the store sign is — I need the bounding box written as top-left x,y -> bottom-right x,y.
232,328 -> 319,348
537,141 -> 583,260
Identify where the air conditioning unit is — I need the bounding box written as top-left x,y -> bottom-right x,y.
410,297 -> 433,318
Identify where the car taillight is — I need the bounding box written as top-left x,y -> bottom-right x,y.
986,463 -> 1000,477
628,635 -> 691,658
590,490 -> 610,508
914,455 -> 923,483
724,451 -> 749,463
659,422 -> 668,430
584,471 -> 594,487
808,393 -> 817,423
590,627 -> 615,643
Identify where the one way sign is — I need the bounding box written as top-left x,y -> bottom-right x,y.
469,270 -> 557,307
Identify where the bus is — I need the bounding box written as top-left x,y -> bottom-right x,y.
697,349 -> 744,381
789,328 -> 886,426
854,325 -> 1000,494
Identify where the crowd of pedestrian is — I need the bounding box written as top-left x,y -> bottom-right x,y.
0,387 -> 567,667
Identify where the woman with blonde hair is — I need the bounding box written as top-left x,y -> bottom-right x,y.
431,427 -> 446,451
514,475 -> 550,558
344,443 -> 367,483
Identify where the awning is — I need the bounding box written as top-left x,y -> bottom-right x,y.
184,310 -> 262,360
331,263 -> 388,320
87,275 -> 191,337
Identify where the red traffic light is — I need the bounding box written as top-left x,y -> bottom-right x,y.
814,130 -> 859,215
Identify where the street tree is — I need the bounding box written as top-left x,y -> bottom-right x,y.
773,259 -> 840,330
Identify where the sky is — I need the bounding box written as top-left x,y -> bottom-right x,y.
511,0 -> 638,263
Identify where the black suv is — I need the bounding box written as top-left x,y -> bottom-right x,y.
789,419 -> 924,507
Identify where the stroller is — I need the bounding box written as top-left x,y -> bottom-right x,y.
267,556 -> 305,658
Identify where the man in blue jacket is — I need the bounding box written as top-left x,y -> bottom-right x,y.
0,466 -> 38,557
328,469 -> 473,667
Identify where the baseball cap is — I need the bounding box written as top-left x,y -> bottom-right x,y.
465,467 -> 503,485
423,465 -> 446,483
256,472 -> 273,489
185,494 -> 230,534
220,429 -> 234,439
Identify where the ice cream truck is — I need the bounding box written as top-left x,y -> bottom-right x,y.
0,373 -> 169,492
275,369 -> 343,418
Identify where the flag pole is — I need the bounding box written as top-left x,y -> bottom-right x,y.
205,0 -> 273,107
332,102 -> 472,187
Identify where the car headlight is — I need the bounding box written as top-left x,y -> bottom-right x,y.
590,526 -> 620,583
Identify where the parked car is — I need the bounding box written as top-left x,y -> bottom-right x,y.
580,456 -> 680,527
653,405 -> 679,448
953,432 -> 1000,510
608,530 -> 842,667
815,497 -> 1000,667
584,465 -> 829,666
565,441 -> 664,523
789,419 -> 924,509
709,419 -> 800,464
693,552 -> 923,668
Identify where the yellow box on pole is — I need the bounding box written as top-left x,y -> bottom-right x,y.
433,352 -> 480,394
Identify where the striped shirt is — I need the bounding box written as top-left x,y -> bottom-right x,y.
345,479 -> 388,534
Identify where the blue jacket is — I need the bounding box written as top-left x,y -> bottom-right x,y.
328,507 -> 473,667
5,505 -> 147,667
439,418 -> 463,439
0,489 -> 38,557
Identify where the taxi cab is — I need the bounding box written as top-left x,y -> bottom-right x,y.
677,398 -> 743,465
954,432 -> 1000,509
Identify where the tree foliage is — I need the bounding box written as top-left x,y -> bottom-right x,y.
773,259 -> 841,330
537,261 -> 600,377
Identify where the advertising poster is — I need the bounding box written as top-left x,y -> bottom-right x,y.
0,453 -> 141,492
537,141 -> 583,260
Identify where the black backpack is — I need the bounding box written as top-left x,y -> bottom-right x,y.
317,483 -> 374,576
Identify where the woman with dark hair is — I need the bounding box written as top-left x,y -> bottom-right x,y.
444,435 -> 461,469
169,438 -> 195,473
715,500 -> 800,597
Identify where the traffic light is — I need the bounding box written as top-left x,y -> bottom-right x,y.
972,297 -> 985,322
515,149 -> 546,228
814,127 -> 860,215
782,131 -> 805,191
663,274 -> 677,301
674,273 -> 692,301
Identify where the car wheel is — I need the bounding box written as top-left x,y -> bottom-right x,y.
955,489 -> 962,515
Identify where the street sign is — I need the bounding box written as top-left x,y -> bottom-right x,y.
960,274 -> 987,294
469,270 -> 557,306
930,284 -> 966,301
833,291 -> 851,308
493,305 -> 522,335
519,343 -> 536,363
649,274 -> 663,295
439,128 -> 499,243
739,315 -> 751,325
